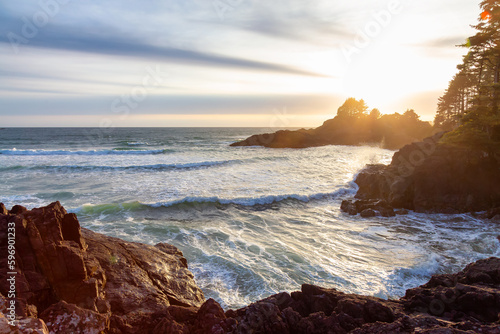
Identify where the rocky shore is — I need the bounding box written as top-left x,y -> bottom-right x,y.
341,133 -> 500,217
1,202 -> 500,333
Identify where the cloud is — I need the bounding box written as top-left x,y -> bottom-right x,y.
0,94 -> 340,116
0,5 -> 328,78
416,36 -> 468,49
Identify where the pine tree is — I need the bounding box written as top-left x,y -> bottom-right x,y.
437,1 -> 500,150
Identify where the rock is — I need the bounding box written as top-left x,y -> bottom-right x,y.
486,207 -> 500,219
0,204 -> 7,215
340,199 -> 396,218
192,298 -> 227,334
341,200 -> 357,215
82,228 -> 205,329
0,293 -> 49,334
0,202 -> 204,334
218,259 -> 500,333
3,202 -> 500,333
232,301 -> 288,333
0,314 -> 50,334
9,205 -> 27,215
40,300 -> 109,334
230,113 -> 432,150
231,129 -> 315,149
403,257 -> 500,323
360,209 -> 376,218
354,133 -> 500,213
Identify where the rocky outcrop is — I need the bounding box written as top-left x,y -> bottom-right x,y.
352,133 -> 500,213
0,202 -> 204,333
123,256 -> 500,333
230,114 -> 433,150
2,202 -> 500,333
145,258 -> 500,333
340,199 -> 401,218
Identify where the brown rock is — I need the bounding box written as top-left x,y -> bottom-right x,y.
340,199 -> 395,218
192,298 -> 227,334
0,202 -> 204,334
354,134 -> 500,213
360,209 -> 376,218
40,301 -> 109,334
0,203 -> 7,216
10,205 -> 27,215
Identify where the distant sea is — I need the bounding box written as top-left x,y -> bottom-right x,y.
1,127 -> 499,309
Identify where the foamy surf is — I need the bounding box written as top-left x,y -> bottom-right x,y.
0,148 -> 172,155
1,127 -> 498,310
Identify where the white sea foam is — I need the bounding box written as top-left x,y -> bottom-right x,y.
0,148 -> 169,155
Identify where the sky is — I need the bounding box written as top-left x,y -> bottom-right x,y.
0,0 -> 480,127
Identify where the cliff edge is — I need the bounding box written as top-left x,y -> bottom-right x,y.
342,133 -> 500,216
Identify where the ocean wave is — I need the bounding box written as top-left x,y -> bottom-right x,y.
0,156 -> 292,172
0,148 -> 172,156
0,159 -> 240,172
74,188 -> 355,216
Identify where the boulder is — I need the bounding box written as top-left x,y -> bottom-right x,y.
340,199 -> 396,218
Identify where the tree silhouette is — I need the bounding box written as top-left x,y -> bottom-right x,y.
337,98 -> 368,118
436,0 -> 500,149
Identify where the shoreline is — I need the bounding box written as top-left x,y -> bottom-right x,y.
1,202 -> 500,333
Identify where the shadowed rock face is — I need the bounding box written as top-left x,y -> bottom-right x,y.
1,203 -> 499,333
0,202 -> 204,333
352,133 -> 500,213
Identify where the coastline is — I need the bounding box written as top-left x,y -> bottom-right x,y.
1,202 -> 500,334
341,133 -> 500,217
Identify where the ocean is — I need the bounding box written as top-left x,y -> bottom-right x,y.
1,127 -> 499,309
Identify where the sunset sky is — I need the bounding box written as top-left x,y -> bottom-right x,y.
0,0 -> 479,127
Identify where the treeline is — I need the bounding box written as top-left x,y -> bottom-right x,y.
231,97 -> 433,150
435,0 -> 500,150
317,97 -> 433,149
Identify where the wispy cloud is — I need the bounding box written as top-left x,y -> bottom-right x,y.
0,3 -> 328,77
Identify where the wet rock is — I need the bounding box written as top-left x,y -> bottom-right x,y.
2,202 -> 500,333
340,199 -> 396,218
354,133 -> 500,213
360,209 -> 376,218
0,202 -> 204,334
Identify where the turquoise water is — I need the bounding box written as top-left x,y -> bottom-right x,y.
1,127 -> 499,309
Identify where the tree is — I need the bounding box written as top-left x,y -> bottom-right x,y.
369,108 -> 381,119
403,109 -> 420,121
337,98 -> 368,118
438,0 -> 500,150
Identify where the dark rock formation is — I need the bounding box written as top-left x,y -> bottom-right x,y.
340,199 -> 396,217
353,133 -> 500,213
146,258 -> 500,333
230,114 -> 433,150
0,202 -> 204,333
2,202 -> 500,333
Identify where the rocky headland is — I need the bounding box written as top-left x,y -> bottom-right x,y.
230,111 -> 432,150
1,202 -> 500,333
341,133 -> 500,218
